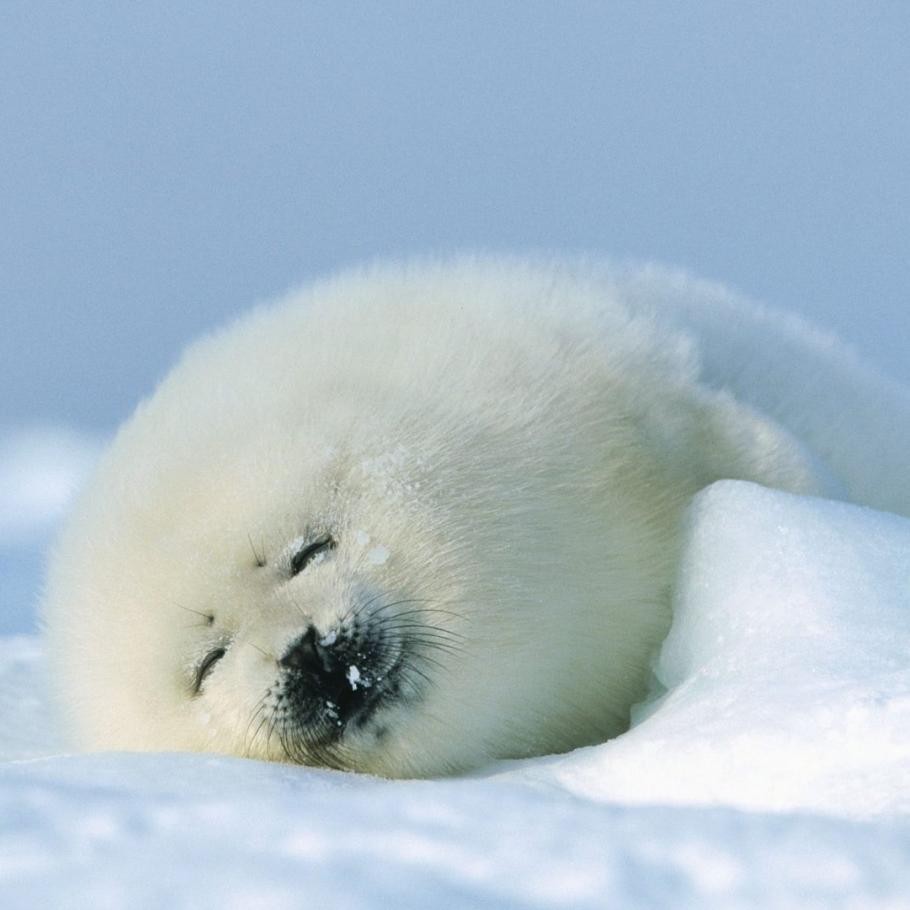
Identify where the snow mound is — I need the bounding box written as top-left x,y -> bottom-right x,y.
1,481 -> 908,907
520,481 -> 910,818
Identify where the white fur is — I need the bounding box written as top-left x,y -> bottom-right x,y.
41,256 -> 910,777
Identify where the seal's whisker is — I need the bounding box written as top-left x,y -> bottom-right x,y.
247,533 -> 267,568
245,698 -> 270,755
283,592 -> 310,621
379,606 -> 467,626
226,633 -> 272,660
347,591 -> 402,623
399,660 -> 433,688
404,606 -> 467,621
376,618 -> 464,638
377,625 -> 468,653
170,601 -> 213,625
383,635 -> 464,656
250,711 -> 271,753
407,651 -> 451,674
400,639 -> 465,660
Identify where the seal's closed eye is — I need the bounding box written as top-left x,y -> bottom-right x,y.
290,534 -> 336,577
193,647 -> 226,695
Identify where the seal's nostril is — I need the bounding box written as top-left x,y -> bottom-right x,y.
280,625 -> 332,674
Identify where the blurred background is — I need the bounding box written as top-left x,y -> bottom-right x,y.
2,1 -> 908,631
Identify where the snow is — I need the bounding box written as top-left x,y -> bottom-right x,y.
0,426 -> 101,547
366,545 -> 390,566
514,482 -> 910,819
2,466 -> 909,906
346,664 -> 362,690
0,426 -> 102,634
3,749 -> 906,910
355,529 -> 391,567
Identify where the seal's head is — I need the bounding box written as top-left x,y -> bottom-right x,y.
43,259 -> 817,776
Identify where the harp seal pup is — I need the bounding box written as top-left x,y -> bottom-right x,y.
42,256 -> 910,778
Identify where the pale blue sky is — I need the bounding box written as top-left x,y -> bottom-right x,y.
2,0 -> 909,430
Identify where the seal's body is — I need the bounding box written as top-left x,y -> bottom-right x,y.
42,257 -> 910,777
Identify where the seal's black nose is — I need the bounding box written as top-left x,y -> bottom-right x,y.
280,622 -> 391,732
280,625 -> 333,675
280,624 -> 366,721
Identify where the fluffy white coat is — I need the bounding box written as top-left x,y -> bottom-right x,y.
42,256 -> 910,777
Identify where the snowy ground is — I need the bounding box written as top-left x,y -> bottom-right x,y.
1,430 -> 908,908
0,427 -> 102,634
